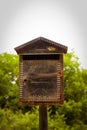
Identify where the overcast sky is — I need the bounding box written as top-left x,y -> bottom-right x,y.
0,0 -> 87,68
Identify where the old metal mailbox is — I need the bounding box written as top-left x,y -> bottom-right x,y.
15,37 -> 67,105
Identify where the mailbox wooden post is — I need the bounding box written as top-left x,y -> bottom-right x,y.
39,105 -> 48,130
15,37 -> 67,130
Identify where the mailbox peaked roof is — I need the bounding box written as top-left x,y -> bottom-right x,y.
15,37 -> 68,54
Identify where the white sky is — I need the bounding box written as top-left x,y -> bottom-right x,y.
0,0 -> 87,68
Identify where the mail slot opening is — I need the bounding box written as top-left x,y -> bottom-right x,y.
23,54 -> 60,60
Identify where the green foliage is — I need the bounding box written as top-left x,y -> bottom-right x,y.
0,108 -> 39,130
0,53 -> 19,109
0,51 -> 87,130
48,111 -> 69,130
64,52 -> 83,102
